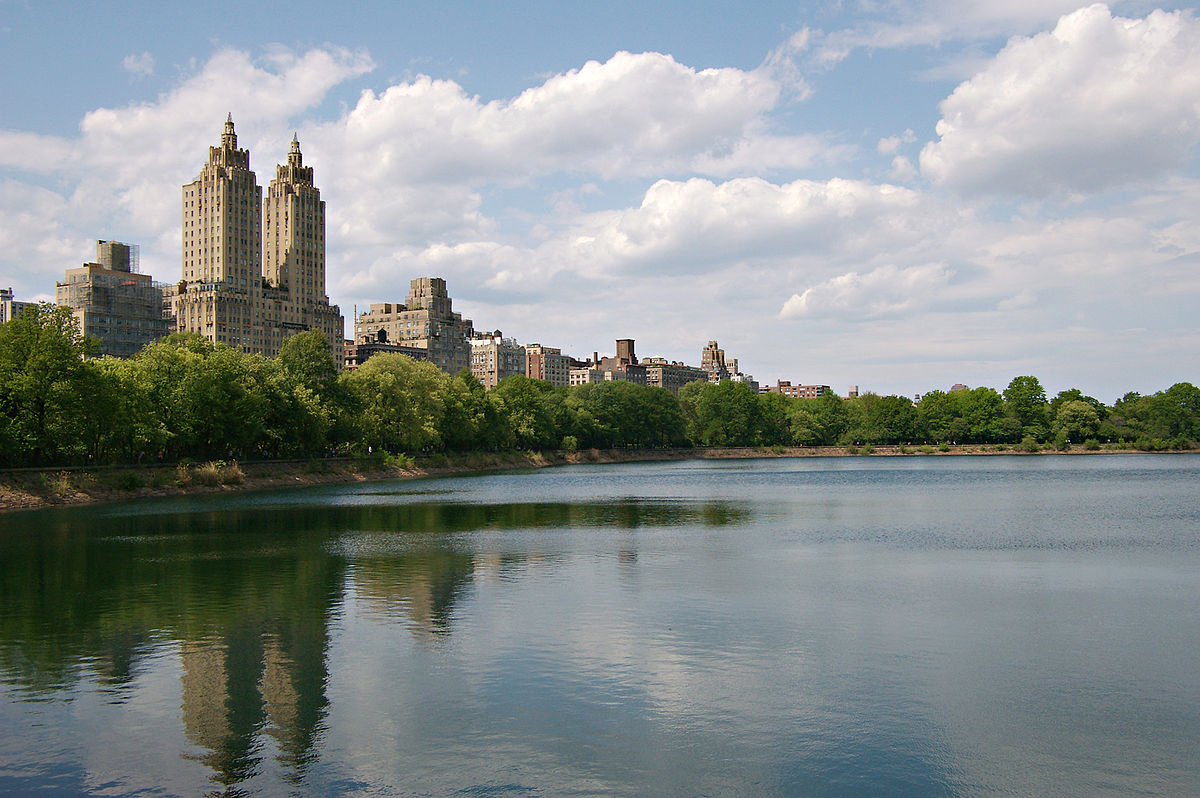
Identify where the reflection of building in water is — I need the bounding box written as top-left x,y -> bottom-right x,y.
353,551 -> 476,638
180,620 -> 332,787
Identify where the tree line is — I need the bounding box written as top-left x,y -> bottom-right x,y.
1,305 -> 1197,468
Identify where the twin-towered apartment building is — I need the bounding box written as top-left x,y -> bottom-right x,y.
32,117 -> 842,395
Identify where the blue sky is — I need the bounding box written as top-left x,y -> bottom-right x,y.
2,0 -> 1197,401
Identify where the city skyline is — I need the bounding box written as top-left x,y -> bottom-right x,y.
1,1 -> 1198,401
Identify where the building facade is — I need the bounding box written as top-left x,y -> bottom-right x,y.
768,380 -> 831,399
469,331 -> 526,389
343,337 -> 429,370
525,343 -> 572,387
0,287 -> 35,324
353,278 -> 474,374
55,240 -> 170,357
642,357 -> 708,395
165,116 -> 343,358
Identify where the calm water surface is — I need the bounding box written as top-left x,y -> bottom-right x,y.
1,454 -> 1198,796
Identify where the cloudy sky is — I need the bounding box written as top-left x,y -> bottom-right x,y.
2,0 -> 1198,400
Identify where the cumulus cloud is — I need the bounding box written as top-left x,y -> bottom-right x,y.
779,262 -> 955,319
318,50 -> 823,188
122,52 -> 155,79
877,129 -> 916,155
920,4 -> 1200,196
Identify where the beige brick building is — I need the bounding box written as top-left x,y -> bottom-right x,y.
469,331 -> 526,389
642,357 -> 708,395
354,278 -> 474,374
165,116 -> 343,358
55,240 -> 170,357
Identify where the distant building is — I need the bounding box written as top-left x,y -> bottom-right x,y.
642,357 -> 707,395
354,278 -> 475,374
768,380 -> 831,399
164,118 -> 344,359
525,343 -> 573,387
55,240 -> 171,357
588,338 -> 647,385
701,340 -> 731,382
343,336 -> 429,370
700,339 -> 755,389
569,366 -> 605,386
0,287 -> 35,324
949,383 -> 969,393
846,385 -> 860,399
469,330 -> 526,389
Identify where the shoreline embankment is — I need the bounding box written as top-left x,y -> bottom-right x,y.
0,444 -> 1189,514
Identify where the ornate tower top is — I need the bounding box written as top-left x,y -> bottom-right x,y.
221,113 -> 237,150
288,133 -> 303,168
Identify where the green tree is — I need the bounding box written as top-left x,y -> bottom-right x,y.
681,380 -> 763,447
1003,375 -> 1050,441
1052,400 -> 1101,443
0,304 -> 98,465
341,354 -> 450,453
278,330 -> 337,395
490,376 -> 563,450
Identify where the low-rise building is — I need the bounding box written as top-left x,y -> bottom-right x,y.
768,380 -> 832,399
55,241 -> 171,357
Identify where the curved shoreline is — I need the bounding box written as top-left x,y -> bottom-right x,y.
0,444 -> 1189,514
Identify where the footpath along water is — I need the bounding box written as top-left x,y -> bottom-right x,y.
1,454 -> 1198,796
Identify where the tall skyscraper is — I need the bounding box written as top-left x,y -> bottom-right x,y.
167,116 -> 343,359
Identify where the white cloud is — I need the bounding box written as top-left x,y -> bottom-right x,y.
779,262 -> 955,319
920,5 -> 1200,196
877,129 -> 916,154
122,52 -> 155,79
888,155 -> 918,181
807,0 -> 1108,66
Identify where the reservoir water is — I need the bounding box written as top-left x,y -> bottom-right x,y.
1,454 -> 1198,796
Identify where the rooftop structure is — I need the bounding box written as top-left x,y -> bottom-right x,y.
55,241 -> 171,357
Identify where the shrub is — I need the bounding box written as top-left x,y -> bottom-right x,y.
113,471 -> 144,491
1083,439 -> 1101,451
561,435 -> 579,453
769,443 -> 785,455
860,442 -> 875,455
175,463 -> 192,486
194,462 -> 223,486
220,460 -> 244,485
844,445 -> 860,455
919,445 -> 934,454
1020,436 -> 1041,453
938,442 -> 950,452
384,452 -> 414,470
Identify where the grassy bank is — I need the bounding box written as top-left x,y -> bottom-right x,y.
0,443 -> 1188,513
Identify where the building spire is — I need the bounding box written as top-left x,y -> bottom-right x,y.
221,113 -> 237,150
288,132 -> 303,167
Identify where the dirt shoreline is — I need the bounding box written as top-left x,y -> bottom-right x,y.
0,444 -> 1182,514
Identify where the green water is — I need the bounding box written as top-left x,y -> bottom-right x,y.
2,455 -> 1199,795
